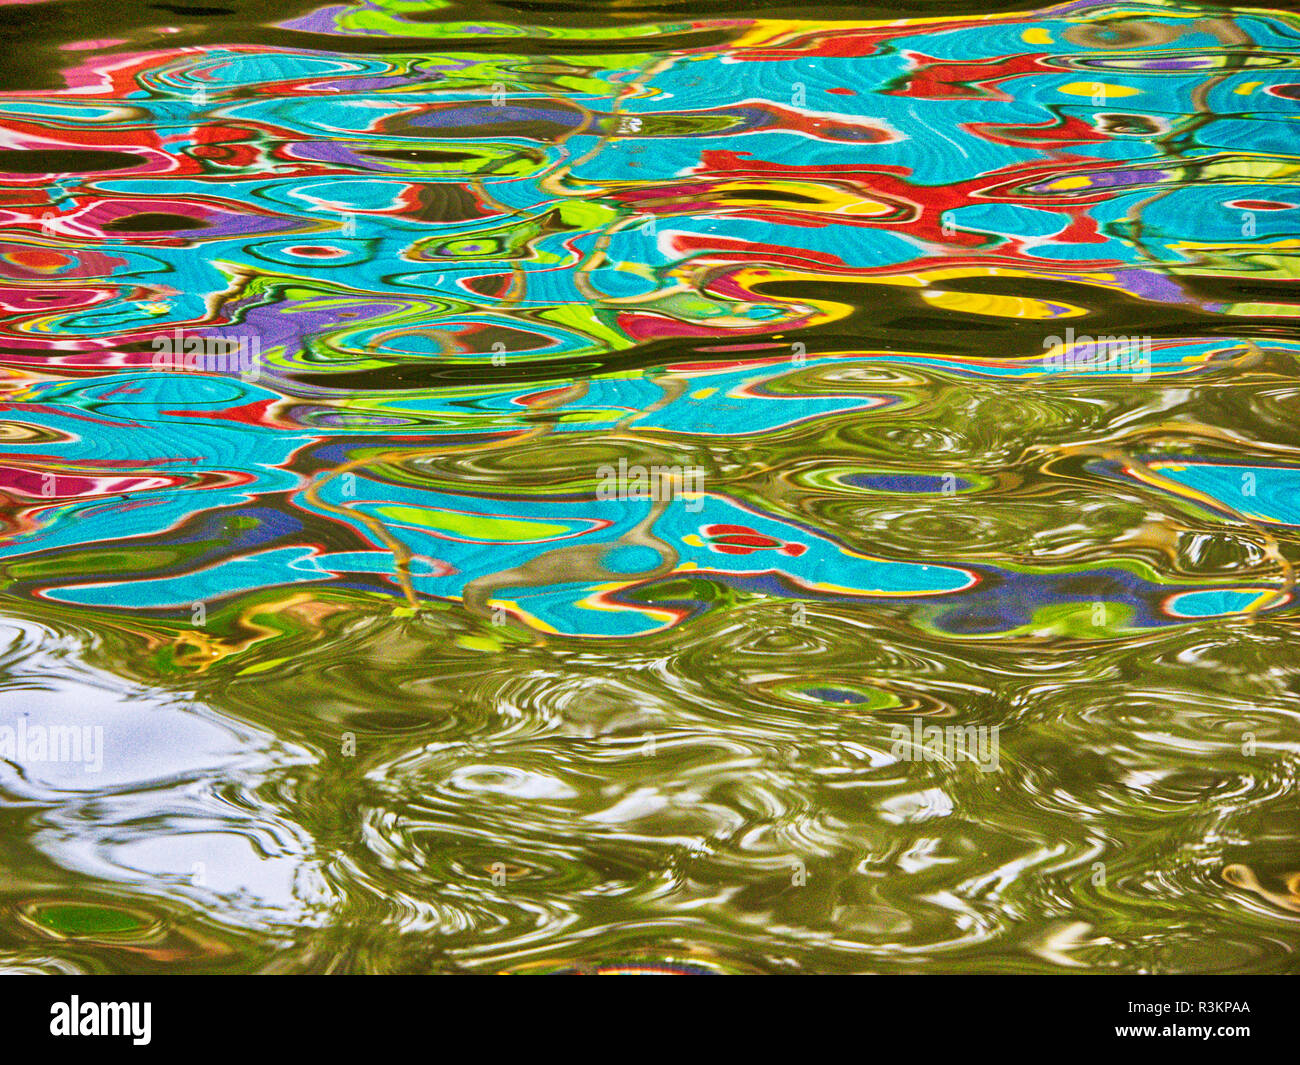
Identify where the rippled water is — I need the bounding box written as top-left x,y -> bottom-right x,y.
0,0 -> 1298,973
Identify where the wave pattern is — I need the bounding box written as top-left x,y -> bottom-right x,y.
0,0 -> 1298,972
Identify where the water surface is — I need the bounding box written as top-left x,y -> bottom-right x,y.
0,0 -> 1299,973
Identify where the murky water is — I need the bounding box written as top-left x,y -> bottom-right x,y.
0,0 -> 1298,973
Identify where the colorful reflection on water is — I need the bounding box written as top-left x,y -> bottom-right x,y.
0,0 -> 1298,972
